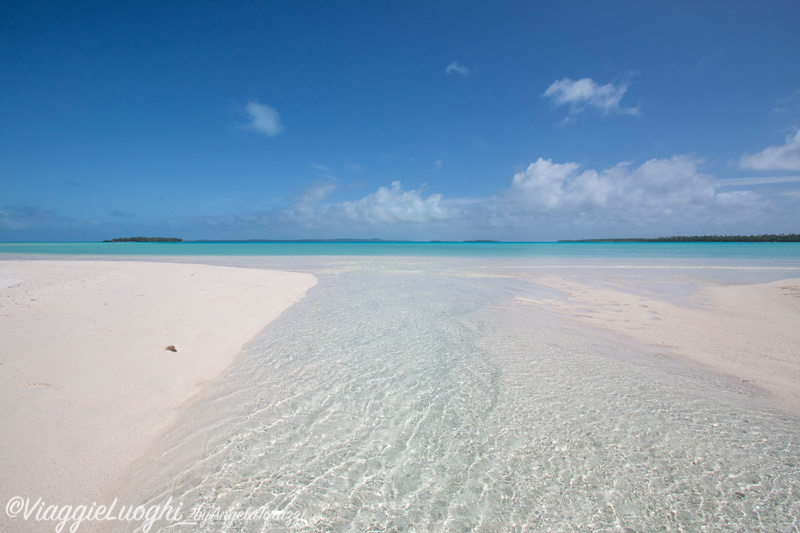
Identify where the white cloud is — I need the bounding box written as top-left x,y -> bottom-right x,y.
270,181 -> 457,235
719,175 -> 800,187
284,157 -> 734,235
543,77 -> 640,118
502,155 -> 719,224
445,61 -> 473,77
774,89 -> 800,114
509,158 -> 583,209
86,157 -> 798,242
310,163 -> 334,174
337,182 -> 454,224
715,190 -> 762,208
739,131 -> 800,171
241,99 -> 284,137
293,182 -> 336,212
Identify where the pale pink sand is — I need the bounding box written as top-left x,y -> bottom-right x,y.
520,275 -> 800,412
0,261 -> 316,517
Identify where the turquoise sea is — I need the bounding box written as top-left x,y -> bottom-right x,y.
3,240 -> 800,263
5,242 -> 800,531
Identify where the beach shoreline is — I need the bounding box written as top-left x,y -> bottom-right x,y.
0,260 -> 316,530
518,274 -> 800,413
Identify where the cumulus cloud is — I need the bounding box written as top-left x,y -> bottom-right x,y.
445,61 -> 473,77
285,157 -> 738,235
500,155 -> 723,228
240,99 -> 284,137
159,155 -> 797,241
336,182 -> 454,224
543,77 -> 639,118
15,155 -> 795,242
161,181 -> 462,240
739,130 -> 800,171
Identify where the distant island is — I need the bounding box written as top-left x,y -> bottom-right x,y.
99,235 -> 799,244
103,237 -> 183,243
559,233 -> 800,243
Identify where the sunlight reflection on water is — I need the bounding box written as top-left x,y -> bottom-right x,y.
117,258 -> 800,532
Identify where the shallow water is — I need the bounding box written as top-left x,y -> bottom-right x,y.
116,258 -> 800,532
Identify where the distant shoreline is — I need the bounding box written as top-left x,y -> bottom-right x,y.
99,234 -> 800,244
104,237 -> 183,243
558,234 -> 800,243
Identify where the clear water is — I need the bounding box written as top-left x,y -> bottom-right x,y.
2,240 -> 800,263
108,257 -> 800,533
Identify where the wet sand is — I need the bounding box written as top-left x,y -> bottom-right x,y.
519,274 -> 800,411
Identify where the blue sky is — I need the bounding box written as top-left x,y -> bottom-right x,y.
2,0 -> 799,242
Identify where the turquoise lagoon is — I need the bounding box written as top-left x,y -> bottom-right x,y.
3,240 -> 800,262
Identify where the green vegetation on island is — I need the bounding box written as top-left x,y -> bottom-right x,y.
103,237 -> 183,243
559,234 -> 800,243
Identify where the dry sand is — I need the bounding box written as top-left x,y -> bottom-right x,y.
0,260 -> 316,517
519,275 -> 800,412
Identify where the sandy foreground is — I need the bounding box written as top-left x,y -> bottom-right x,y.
0,260 -> 316,515
519,275 -> 800,412
2,259 -> 800,531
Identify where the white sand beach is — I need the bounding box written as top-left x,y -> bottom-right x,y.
520,275 -> 800,412
3,257 -> 800,532
0,260 -> 316,519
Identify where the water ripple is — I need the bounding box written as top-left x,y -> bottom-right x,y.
118,269 -> 800,532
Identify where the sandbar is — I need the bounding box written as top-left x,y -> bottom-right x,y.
0,260 -> 316,518
520,274 -> 800,411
